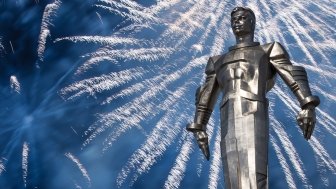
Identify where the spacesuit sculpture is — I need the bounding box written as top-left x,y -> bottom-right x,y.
186,7 -> 320,189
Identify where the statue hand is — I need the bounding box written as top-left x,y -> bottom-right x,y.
193,130 -> 210,160
297,106 -> 316,140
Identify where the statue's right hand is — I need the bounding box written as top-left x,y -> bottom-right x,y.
193,130 -> 210,160
186,123 -> 210,160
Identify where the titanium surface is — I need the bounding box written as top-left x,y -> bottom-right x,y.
187,7 -> 319,189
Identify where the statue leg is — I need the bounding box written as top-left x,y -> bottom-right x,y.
220,98 -> 268,189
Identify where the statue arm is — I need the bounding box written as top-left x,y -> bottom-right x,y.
186,57 -> 220,160
269,42 -> 320,139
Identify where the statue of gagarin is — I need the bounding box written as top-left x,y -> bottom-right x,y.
186,7 -> 320,189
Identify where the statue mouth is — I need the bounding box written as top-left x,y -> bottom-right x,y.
234,25 -> 242,30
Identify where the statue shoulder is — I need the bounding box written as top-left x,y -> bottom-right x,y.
206,55 -> 222,74
209,55 -> 222,63
270,42 -> 290,59
261,42 -> 289,59
260,42 -> 274,53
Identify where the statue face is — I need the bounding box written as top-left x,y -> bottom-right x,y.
231,10 -> 254,37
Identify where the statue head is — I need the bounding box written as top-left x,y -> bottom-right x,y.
230,7 -> 256,39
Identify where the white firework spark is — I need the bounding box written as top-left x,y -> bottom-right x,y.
9,41 -> 14,54
208,129 -> 222,189
0,159 -> 5,175
164,132 -> 194,189
22,142 -> 29,188
270,114 -> 311,188
60,67 -> 147,99
65,152 -> 91,187
54,36 -> 141,46
76,47 -> 173,74
0,37 -> 5,55
10,75 -> 21,94
37,0 -> 61,61
81,58 -> 205,149
96,0 -> 161,26
116,111 -> 188,187
270,136 -> 297,189
54,0 -> 336,188
84,47 -> 174,65
96,12 -> 104,25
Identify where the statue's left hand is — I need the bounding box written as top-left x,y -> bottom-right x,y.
296,106 -> 316,140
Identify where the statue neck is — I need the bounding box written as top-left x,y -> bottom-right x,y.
235,33 -> 254,44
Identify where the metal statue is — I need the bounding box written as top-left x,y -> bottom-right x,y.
186,7 -> 320,189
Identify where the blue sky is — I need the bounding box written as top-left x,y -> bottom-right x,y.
0,0 -> 335,188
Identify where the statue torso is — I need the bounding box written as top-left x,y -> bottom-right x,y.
213,43 -> 276,103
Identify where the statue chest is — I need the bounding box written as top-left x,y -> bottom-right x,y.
214,47 -> 271,93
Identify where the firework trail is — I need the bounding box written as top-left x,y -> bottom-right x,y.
2,0 -> 334,188
54,36 -> 141,46
37,0 -> 61,61
54,0 -> 336,188
0,37 -> 5,56
207,129 -> 222,189
65,152 -> 91,187
115,84 -> 194,186
0,159 -> 5,176
10,75 -> 20,94
60,67 -> 147,99
79,57 -> 205,150
269,113 -> 311,188
96,0 -> 160,26
96,12 -> 104,25
270,136 -> 297,189
163,132 -> 194,189
22,142 -> 29,188
77,47 -> 174,74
